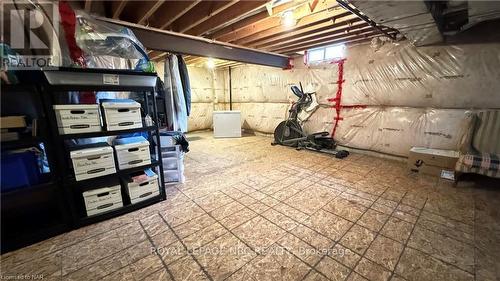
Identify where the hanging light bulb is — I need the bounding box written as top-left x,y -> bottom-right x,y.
282,10 -> 296,28
206,58 -> 215,69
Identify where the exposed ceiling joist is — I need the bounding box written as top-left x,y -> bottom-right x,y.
147,50 -> 162,58
218,16 -> 281,43
210,11 -> 268,40
208,0 -> 305,40
186,57 -> 206,65
337,0 -> 397,41
264,21 -> 369,51
186,0 -> 268,36
111,1 -> 128,19
271,25 -> 376,52
97,18 -> 289,68
173,0 -> 239,33
285,36 -> 378,55
137,1 -> 165,25
235,7 -> 350,46
147,1 -> 202,30
251,15 -> 360,49
219,1 -> 338,44
151,52 -> 167,61
184,57 -> 200,63
280,29 -> 394,54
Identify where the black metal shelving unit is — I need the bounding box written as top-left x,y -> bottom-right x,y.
38,68 -> 166,227
1,84 -> 70,253
1,68 -> 166,252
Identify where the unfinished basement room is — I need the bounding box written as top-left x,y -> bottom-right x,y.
1,0 -> 499,280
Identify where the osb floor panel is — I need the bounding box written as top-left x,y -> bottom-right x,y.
1,131 -> 500,281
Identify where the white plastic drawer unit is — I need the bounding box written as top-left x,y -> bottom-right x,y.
82,184 -> 123,216
114,136 -> 151,170
53,104 -> 101,134
163,158 -> 178,170
70,144 -> 116,181
164,170 -> 181,183
101,99 -> 142,131
125,169 -> 159,204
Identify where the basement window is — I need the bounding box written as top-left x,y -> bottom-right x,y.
307,44 -> 346,64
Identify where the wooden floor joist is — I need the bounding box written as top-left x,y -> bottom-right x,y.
269,25 -> 376,52
281,30 -> 397,54
233,3 -> 344,46
186,1 -> 268,36
251,16 -> 362,49
102,0 -> 399,61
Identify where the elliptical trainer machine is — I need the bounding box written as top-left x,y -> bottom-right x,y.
271,83 -> 349,159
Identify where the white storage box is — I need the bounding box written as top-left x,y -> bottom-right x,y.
70,144 -> 116,181
53,104 -> 101,134
124,169 -> 159,204
114,136 -> 151,170
101,99 -> 142,131
83,184 -> 123,216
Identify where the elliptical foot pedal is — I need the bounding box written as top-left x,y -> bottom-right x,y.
335,150 -> 349,159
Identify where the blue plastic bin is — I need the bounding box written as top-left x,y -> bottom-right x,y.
1,151 -> 40,192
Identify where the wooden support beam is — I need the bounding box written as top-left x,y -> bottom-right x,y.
262,20 -> 368,50
173,1 -> 239,33
278,30 -> 393,54
235,6 -> 349,46
137,1 -> 165,25
111,1 -> 128,19
270,26 -> 375,52
251,15 -> 360,49
186,1 -> 268,36
210,1 -> 310,42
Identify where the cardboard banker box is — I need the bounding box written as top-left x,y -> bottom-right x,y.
408,147 -> 459,177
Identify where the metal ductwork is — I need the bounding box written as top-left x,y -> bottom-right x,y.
348,0 -> 500,46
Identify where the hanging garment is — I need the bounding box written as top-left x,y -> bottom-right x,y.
155,78 -> 172,129
177,55 -> 192,116
168,55 -> 188,132
163,59 -> 176,130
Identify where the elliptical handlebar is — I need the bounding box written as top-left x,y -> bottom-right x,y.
291,85 -> 303,98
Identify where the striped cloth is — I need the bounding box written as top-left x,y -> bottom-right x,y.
456,153 -> 500,178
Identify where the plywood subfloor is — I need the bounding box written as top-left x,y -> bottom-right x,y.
1,131 -> 499,281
